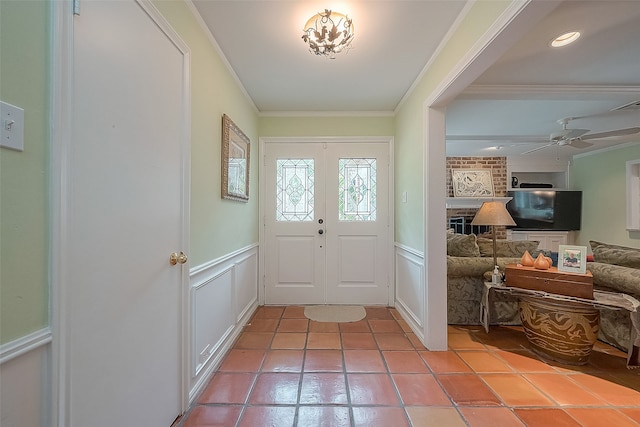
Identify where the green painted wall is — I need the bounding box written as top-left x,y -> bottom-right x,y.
154,1 -> 260,266
0,0 -> 533,344
394,1 -> 513,251
0,0 -> 50,344
572,143 -> 640,249
259,116 -> 393,137
0,0 -> 262,345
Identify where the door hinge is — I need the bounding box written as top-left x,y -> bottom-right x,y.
73,0 -> 80,15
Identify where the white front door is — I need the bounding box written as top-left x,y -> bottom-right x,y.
65,1 -> 189,425
264,140 -> 390,305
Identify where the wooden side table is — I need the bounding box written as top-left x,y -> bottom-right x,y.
481,282 -> 640,367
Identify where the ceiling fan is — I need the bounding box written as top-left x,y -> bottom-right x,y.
522,118 -> 640,154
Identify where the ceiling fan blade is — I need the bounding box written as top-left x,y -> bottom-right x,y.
522,143 -> 555,155
568,139 -> 594,149
580,127 -> 640,140
565,128 -> 590,139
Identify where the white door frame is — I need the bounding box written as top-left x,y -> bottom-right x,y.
258,136 -> 395,306
50,1 -> 191,424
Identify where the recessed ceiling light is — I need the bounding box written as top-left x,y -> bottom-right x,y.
550,31 -> 581,48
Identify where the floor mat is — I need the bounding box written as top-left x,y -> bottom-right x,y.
304,305 -> 366,322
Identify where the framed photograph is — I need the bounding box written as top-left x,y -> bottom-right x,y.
558,245 -> 587,274
221,114 -> 250,202
451,169 -> 494,197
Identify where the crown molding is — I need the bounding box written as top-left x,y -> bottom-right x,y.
258,110 -> 394,118
459,84 -> 640,100
185,0 -> 259,113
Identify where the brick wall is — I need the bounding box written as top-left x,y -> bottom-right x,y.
446,156 -> 508,239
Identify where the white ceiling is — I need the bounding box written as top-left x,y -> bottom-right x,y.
192,0 -> 640,158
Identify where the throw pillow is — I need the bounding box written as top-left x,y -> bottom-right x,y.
589,240 -> 640,269
477,238 -> 540,258
446,233 -> 480,257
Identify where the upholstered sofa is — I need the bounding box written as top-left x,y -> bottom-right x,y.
587,240 -> 640,352
447,233 -> 640,353
446,232 -> 542,325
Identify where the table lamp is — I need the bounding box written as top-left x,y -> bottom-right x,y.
470,200 -> 516,270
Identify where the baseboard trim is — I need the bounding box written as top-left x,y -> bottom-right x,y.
395,300 -> 425,343
0,327 -> 52,365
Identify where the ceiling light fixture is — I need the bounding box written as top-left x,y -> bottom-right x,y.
302,9 -> 354,59
550,31 -> 581,47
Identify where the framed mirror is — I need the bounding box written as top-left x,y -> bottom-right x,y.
221,114 -> 250,202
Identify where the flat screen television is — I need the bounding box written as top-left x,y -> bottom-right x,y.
506,190 -> 582,231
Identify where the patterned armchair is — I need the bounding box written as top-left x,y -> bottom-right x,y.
446,232 -> 541,325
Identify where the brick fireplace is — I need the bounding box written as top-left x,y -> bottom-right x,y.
446,156 -> 508,239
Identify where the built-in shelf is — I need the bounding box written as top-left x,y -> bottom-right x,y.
507,230 -> 574,252
508,159 -> 570,190
446,197 -> 512,209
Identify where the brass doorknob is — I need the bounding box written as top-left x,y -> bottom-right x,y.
170,251 -> 188,266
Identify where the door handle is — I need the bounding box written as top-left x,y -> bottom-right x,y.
170,251 -> 188,266
318,229 -> 324,235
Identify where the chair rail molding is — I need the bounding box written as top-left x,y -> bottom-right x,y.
0,327 -> 52,364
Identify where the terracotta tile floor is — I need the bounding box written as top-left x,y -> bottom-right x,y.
175,306 -> 640,426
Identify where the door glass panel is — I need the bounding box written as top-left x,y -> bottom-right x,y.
338,158 -> 376,221
276,158 -> 314,221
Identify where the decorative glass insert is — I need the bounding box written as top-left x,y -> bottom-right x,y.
339,158 -> 376,221
276,158 -> 314,221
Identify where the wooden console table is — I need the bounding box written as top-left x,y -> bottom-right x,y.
481,282 -> 640,368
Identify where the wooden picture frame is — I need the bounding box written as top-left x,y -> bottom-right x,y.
451,169 -> 494,197
558,245 -> 588,274
221,114 -> 250,202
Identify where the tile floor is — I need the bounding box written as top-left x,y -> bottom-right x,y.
175,306 -> 640,426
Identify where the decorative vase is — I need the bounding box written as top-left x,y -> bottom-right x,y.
534,253 -> 551,270
519,296 -> 600,365
521,250 -> 534,267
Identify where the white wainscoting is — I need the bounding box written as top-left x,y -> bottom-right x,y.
394,244 -> 425,341
0,328 -> 52,427
188,244 -> 259,401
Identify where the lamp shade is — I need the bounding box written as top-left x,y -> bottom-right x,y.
470,201 -> 516,226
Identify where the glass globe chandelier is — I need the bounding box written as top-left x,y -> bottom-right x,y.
301,9 -> 354,59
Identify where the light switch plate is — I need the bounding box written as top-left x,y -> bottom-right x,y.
1,101 -> 25,151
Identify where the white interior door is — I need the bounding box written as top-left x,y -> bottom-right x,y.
264,141 -> 390,305
264,143 -> 326,304
325,143 -> 389,304
66,1 -> 188,425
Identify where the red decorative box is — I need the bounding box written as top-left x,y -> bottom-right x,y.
504,264 -> 594,299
